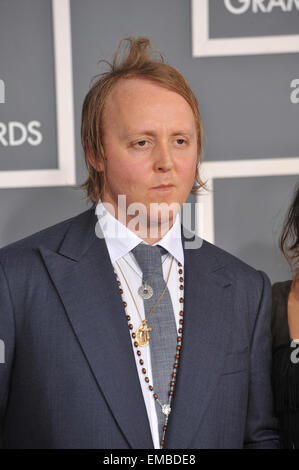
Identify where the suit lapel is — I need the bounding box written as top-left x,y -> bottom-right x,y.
39,209 -> 153,449
164,230 -> 233,449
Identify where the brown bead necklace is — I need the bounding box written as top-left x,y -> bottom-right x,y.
113,259 -> 184,449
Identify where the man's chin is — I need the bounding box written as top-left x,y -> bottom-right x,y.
146,202 -> 181,230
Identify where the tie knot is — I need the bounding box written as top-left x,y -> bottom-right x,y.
131,243 -> 166,279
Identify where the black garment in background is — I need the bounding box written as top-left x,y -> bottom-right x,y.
272,280 -> 299,448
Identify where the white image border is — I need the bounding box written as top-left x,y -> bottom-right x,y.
0,0 -> 76,188
192,0 -> 299,57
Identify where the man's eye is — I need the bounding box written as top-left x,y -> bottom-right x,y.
136,140 -> 147,147
176,139 -> 186,145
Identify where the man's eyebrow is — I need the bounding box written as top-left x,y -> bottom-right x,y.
124,130 -> 194,138
124,131 -> 157,138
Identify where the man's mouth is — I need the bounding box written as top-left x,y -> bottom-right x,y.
151,184 -> 174,191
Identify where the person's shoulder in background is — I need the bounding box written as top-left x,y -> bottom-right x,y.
272,280 -> 292,351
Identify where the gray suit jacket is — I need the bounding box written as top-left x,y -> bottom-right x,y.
0,208 -> 279,448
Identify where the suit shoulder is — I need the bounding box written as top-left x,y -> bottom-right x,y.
198,241 -> 271,321
0,208 -> 94,266
200,239 -> 268,284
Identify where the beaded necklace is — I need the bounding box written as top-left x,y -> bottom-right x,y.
113,259 -> 184,449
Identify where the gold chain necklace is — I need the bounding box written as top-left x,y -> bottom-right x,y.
115,256 -> 174,346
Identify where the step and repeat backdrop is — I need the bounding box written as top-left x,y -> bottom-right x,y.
0,0 -> 298,283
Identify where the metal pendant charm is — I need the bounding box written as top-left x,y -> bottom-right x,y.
162,404 -> 171,416
136,320 -> 152,346
138,282 -> 153,299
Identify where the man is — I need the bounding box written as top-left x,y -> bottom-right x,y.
0,37 -> 279,449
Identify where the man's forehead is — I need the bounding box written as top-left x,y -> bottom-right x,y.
103,77 -> 196,134
108,77 -> 188,105
111,76 -> 160,93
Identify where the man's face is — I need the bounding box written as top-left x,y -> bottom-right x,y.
91,77 -> 198,230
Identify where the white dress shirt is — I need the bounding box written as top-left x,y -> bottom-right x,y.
95,200 -> 184,449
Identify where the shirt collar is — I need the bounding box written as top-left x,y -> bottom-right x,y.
95,199 -> 184,265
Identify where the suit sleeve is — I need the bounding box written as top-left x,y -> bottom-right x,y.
243,270 -> 280,449
0,261 -> 15,448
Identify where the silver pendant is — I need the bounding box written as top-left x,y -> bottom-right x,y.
138,282 -> 153,299
162,404 -> 171,416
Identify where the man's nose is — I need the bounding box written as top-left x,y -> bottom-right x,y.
153,142 -> 174,172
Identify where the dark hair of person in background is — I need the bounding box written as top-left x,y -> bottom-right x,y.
272,183 -> 299,448
280,184 -> 299,279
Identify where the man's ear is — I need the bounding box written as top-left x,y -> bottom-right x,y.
86,150 -> 104,172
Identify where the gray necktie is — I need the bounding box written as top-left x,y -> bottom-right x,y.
131,243 -> 177,443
